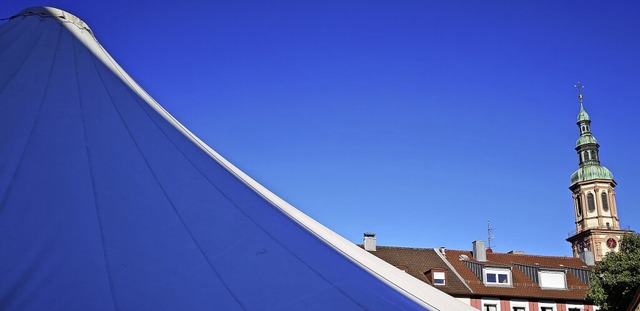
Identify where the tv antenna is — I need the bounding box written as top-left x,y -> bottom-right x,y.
487,221 -> 495,249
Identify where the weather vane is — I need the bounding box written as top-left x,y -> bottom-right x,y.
574,82 -> 584,104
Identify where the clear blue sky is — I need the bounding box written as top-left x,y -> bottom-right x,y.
3,1 -> 639,256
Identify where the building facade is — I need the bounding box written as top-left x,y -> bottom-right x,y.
364,238 -> 596,311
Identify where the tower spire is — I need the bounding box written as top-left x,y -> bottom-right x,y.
572,83 -> 603,171
566,84 -> 628,262
575,82 -> 589,122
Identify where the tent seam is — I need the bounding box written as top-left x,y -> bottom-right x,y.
0,24 -> 61,216
80,14 -> 427,310
88,54 -> 248,311
0,20 -> 47,101
0,23 -> 64,310
122,73 -> 370,311
73,32 -> 120,311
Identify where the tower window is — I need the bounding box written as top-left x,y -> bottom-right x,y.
587,193 -> 596,213
601,191 -> 609,212
576,195 -> 583,217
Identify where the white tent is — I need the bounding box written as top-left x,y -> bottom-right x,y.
0,7 -> 474,310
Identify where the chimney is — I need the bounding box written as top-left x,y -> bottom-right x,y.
472,240 -> 487,261
363,232 -> 376,251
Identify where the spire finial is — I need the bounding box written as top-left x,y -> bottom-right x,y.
574,82 -> 584,105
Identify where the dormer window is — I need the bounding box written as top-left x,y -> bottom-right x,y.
483,267 -> 511,286
538,270 -> 567,289
433,271 -> 446,285
425,269 -> 446,286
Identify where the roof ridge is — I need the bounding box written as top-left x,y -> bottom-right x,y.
375,245 -> 436,250
379,247 -> 585,262
493,253 -> 577,259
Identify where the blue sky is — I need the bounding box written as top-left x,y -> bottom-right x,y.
2,1 -> 639,256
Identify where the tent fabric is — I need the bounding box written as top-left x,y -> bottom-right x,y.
0,7 -> 474,311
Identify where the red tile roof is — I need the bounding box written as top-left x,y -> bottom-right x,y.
445,249 -> 590,300
364,246 -> 472,295
365,245 -> 592,302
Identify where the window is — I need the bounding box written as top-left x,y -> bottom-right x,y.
483,267 -> 511,286
433,271 -> 445,286
538,270 -> 567,289
485,304 -> 497,311
511,300 -> 528,311
576,194 -> 583,217
601,192 -> 609,212
539,303 -> 555,311
587,193 -> 596,212
482,299 -> 501,311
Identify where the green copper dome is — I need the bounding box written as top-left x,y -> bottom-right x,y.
577,104 -> 590,122
576,135 -> 598,147
570,165 -> 614,186
570,87 -> 614,186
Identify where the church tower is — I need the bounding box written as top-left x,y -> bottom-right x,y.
566,83 -> 630,263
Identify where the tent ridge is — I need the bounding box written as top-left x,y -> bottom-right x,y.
6,7 -> 94,37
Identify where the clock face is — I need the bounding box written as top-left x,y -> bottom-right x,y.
606,238 -> 617,249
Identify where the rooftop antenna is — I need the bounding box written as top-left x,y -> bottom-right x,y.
487,221 -> 495,249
